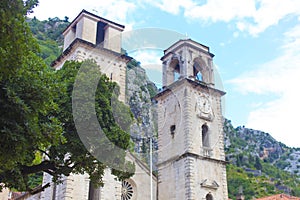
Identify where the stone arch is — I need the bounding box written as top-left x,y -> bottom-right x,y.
193,61 -> 203,81
193,57 -> 208,83
205,193 -> 213,200
169,57 -> 181,82
202,124 -> 210,148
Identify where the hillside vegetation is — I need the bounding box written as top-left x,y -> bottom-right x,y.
27,17 -> 69,66
224,119 -> 300,199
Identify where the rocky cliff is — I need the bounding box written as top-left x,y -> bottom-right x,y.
224,119 -> 300,176
126,59 -> 158,165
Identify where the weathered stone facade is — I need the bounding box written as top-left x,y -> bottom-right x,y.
38,10 -> 157,200
39,154 -> 156,200
155,39 -> 228,200
51,10 -> 128,102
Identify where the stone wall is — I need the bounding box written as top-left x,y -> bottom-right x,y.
53,41 -> 127,103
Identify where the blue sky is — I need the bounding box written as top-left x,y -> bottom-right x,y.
30,0 -> 300,148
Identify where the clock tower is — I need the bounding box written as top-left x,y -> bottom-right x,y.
155,39 -> 228,199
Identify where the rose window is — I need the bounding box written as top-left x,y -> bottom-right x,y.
121,180 -> 134,200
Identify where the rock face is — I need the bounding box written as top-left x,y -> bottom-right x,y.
126,60 -> 158,166
224,119 -> 300,176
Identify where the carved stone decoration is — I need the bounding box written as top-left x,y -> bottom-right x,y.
200,179 -> 219,189
121,180 -> 134,200
196,94 -> 214,121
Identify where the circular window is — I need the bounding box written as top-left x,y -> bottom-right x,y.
121,180 -> 134,200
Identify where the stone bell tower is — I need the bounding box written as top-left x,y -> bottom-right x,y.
155,39 -> 228,200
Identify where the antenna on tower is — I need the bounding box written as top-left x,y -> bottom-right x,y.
185,32 -> 189,39
92,9 -> 98,14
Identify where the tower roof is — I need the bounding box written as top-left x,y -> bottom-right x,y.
161,39 -> 214,61
63,9 -> 125,36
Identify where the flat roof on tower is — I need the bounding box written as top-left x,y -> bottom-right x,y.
63,9 -> 125,35
161,39 -> 214,60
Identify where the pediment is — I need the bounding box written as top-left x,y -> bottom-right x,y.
200,179 -> 219,189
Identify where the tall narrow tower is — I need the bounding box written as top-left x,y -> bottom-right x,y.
155,39 -> 228,199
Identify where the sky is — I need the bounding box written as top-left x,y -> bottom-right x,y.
29,0 -> 300,148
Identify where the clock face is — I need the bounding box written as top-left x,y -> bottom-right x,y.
199,96 -> 211,114
196,94 -> 214,120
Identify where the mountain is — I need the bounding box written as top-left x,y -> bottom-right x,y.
28,17 -> 300,199
224,119 -> 300,199
225,119 -> 300,175
27,17 -> 69,66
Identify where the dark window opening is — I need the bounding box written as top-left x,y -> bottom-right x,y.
96,21 -> 107,46
174,63 -> 180,72
71,24 -> 76,33
206,193 -> 213,200
170,125 -> 176,138
202,124 -> 209,147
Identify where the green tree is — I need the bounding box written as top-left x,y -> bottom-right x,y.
49,60 -> 134,188
0,0 -> 134,193
0,0 -> 62,192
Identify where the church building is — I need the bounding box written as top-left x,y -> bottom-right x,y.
3,10 -> 229,200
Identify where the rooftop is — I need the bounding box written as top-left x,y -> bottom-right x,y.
255,194 -> 300,200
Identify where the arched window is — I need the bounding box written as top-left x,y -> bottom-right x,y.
169,58 -> 180,82
206,193 -> 213,200
193,62 -> 202,81
202,124 -> 209,147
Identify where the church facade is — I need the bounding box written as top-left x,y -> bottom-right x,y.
40,10 -> 157,200
6,10 -> 228,200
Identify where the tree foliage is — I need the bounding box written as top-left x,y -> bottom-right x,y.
27,16 -> 69,66
0,0 -> 134,193
0,0 -> 61,192
48,60 -> 134,188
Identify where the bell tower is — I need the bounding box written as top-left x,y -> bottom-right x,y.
155,39 -> 228,199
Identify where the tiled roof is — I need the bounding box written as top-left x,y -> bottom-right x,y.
256,194 -> 300,200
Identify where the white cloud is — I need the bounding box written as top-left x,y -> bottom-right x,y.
185,0 -> 256,22
31,0 -> 300,36
145,0 -> 195,15
228,24 -> 300,147
247,92 -> 300,147
130,50 -> 162,71
148,0 -> 300,36
92,0 -> 136,28
237,0 -> 300,36
29,0 -> 136,30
